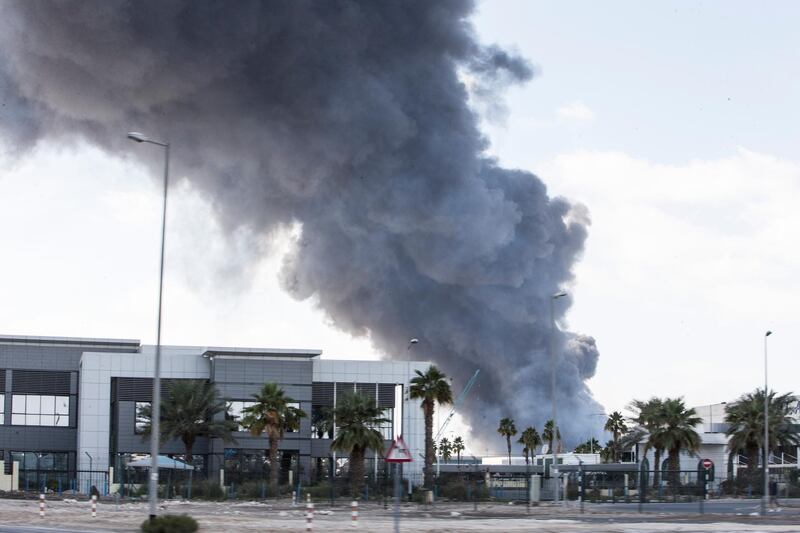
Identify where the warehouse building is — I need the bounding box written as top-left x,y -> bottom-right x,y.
0,334 -> 428,491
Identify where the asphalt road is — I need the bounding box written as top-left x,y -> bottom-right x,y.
0,524 -> 98,533
590,498 -> 800,516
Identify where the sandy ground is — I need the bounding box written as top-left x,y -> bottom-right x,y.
1,498 -> 799,532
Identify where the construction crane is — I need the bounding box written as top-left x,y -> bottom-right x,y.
434,368 -> 480,444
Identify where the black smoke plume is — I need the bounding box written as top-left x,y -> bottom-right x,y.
0,0 -> 601,444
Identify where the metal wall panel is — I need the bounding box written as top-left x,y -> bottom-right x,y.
311,382 -> 334,405
11,370 -> 70,394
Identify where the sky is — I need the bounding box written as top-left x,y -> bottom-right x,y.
1,1 -> 799,452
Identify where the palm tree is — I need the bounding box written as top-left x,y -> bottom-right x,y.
542,420 -> 561,455
619,427 -> 648,461
497,418 -> 518,465
600,440 -> 617,463
629,397 -> 666,489
725,389 -> 799,487
452,436 -> 465,465
409,366 -> 453,489
574,437 -> 601,454
137,380 -> 238,465
330,391 -> 389,496
240,383 -> 306,495
439,437 -> 453,463
517,427 -> 542,465
604,411 -> 628,462
653,398 -> 701,488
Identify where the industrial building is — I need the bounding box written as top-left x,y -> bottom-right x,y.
0,334 -> 428,492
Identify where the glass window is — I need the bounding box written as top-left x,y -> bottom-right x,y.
286,402 -> 300,433
311,405 -> 333,439
55,397 -> 69,415
226,401 -> 256,431
135,402 -> 150,434
374,408 -> 393,440
40,395 -> 55,415
11,395 -> 70,426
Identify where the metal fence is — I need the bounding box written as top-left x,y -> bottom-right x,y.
15,469 -> 109,496
14,461 -> 797,508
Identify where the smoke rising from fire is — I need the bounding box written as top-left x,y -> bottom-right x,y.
0,0 -> 601,443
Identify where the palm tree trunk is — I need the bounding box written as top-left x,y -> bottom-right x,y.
269,436 -> 279,496
350,447 -> 365,497
668,448 -> 680,489
653,448 -> 662,489
506,436 -> 511,465
746,446 -> 759,491
184,440 -> 194,500
183,437 -> 195,466
424,401 -> 434,489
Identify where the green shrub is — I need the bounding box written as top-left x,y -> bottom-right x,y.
438,480 -> 469,501
182,479 -> 225,500
235,481 -> 264,499
140,514 -> 198,533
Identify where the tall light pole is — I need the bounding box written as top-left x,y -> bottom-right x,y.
550,291 -> 567,504
127,131 -> 170,522
762,330 -> 772,516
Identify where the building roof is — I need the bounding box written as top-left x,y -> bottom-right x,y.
201,347 -> 322,358
0,334 -> 140,348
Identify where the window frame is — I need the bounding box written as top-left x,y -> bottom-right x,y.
11,394 -> 70,427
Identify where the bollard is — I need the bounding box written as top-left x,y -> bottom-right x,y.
293,490 -> 297,507
351,500 -> 358,527
39,493 -> 45,518
92,494 -> 97,518
306,494 -> 314,531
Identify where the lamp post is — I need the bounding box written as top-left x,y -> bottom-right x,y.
127,131 -> 170,522
590,413 -> 606,455
762,330 -> 772,516
550,291 -> 567,504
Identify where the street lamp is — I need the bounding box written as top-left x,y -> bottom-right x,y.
127,131 -> 170,522
762,330 -> 772,516
550,291 -> 567,504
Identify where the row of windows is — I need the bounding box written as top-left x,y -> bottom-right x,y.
310,406 -> 394,440
133,401 -> 301,434
10,451 -> 70,471
9,394 -> 70,427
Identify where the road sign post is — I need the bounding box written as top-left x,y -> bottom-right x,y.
385,436 -> 413,533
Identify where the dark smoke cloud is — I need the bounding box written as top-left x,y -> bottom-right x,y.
0,0 -> 602,444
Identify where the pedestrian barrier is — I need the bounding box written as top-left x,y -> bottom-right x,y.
39,493 -> 45,518
91,494 -> 97,518
351,499 -> 358,527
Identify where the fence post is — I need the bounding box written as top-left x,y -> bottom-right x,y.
472,474 -> 477,511
351,499 -> 358,527
624,474 -> 629,503
39,493 -> 45,518
329,459 -> 335,507
92,494 -> 97,518
306,493 -> 314,531
699,469 -> 705,515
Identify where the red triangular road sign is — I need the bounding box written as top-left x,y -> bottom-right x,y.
385,435 -> 413,462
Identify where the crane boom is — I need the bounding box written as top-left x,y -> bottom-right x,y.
434,369 -> 480,442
